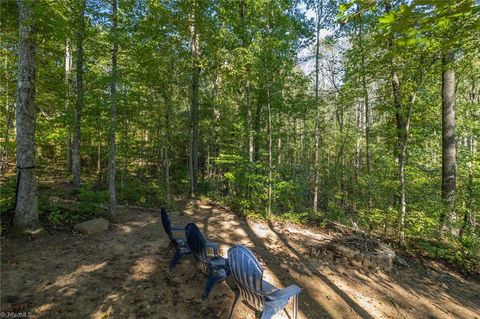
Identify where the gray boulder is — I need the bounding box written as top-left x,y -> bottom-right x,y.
74,218 -> 109,235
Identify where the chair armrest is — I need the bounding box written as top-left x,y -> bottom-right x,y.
208,256 -> 228,270
171,226 -> 185,238
206,242 -> 219,255
266,284 -> 301,301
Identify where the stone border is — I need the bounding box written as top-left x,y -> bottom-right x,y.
318,242 -> 395,272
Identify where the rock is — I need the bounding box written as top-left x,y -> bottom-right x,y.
74,218 -> 109,235
394,255 -> 409,267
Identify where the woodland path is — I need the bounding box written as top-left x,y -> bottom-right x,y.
1,200 -> 479,319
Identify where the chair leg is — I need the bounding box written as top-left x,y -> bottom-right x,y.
283,295 -> 299,319
228,293 -> 241,319
293,294 -> 298,319
169,249 -> 182,270
202,273 -> 220,300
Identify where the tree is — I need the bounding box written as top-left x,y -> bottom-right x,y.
14,0 -> 39,230
65,40 -> 72,172
189,0 -> 201,198
108,0 -> 118,216
72,0 -> 86,191
441,51 -> 456,234
312,0 -> 323,211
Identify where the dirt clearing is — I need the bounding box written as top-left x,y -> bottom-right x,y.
1,200 -> 479,318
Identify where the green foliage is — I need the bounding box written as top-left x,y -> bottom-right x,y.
77,186 -> 109,216
2,0 -> 479,274
117,178 -> 166,208
0,176 -> 16,214
412,236 -> 480,274
38,193 -> 104,226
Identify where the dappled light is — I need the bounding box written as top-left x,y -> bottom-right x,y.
2,198 -> 480,318
1,0 -> 479,318
128,256 -> 158,281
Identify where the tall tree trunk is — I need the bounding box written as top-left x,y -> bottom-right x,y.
390,59 -> 411,246
239,0 -> 254,163
72,0 -> 86,191
461,76 -> 477,234
66,134 -> 72,171
163,85 -> 173,208
386,0 -> 410,246
313,1 -> 323,211
14,0 -> 39,230
65,40 -> 73,172
108,0 -> 118,216
189,7 -> 200,198
358,18 -> 371,209
362,61 -> 371,176
253,97 -> 262,162
65,39 -> 73,173
354,102 -> 361,185
97,140 -> 101,175
440,51 -> 456,235
248,101 -> 254,162
461,135 -> 476,236
267,84 -> 273,217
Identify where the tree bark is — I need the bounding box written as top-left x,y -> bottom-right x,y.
461,135 -> 476,236
14,0 -> 39,229
66,134 -> 72,171
72,0 -> 86,191
354,102 -> 361,185
189,6 -> 200,198
253,97 -> 262,162
267,83 -> 273,217
312,0 -> 323,211
386,1 -> 407,246
248,101 -> 254,162
440,51 -> 457,235
239,0 -> 254,163
358,18 -> 371,209
65,40 -> 73,172
461,76 -> 477,234
108,0 -> 118,216
162,78 -> 173,208
97,140 -> 101,174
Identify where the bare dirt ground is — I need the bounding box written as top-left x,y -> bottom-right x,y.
1,199 -> 479,319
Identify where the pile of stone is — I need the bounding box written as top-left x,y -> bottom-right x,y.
314,234 -> 396,272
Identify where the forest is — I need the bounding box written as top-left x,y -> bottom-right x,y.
1,0 -> 480,318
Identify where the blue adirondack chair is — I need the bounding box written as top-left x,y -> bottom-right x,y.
227,245 -> 301,319
161,208 -> 192,270
185,223 -> 229,299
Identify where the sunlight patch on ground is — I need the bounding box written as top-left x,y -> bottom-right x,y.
118,225 -> 133,234
33,303 -> 54,316
128,256 -> 157,281
285,224 -> 331,242
51,261 -> 108,288
124,220 -> 156,227
90,305 -> 114,319
103,292 -> 121,302
62,287 -> 78,297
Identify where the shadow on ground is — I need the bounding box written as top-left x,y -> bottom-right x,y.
1,199 -> 479,319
